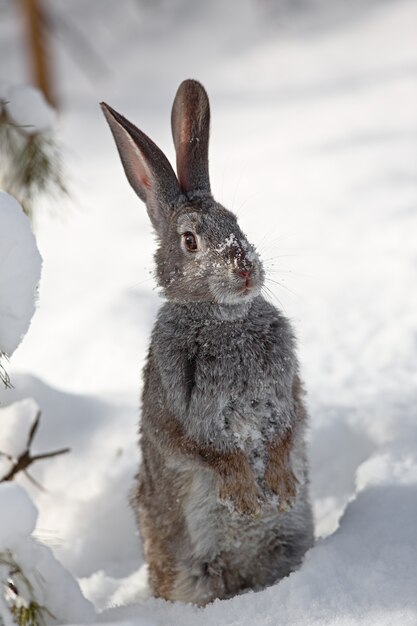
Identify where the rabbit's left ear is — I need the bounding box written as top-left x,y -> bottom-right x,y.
101,102 -> 180,233
171,79 -> 211,195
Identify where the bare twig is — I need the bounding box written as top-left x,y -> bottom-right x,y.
0,410 -> 70,483
23,470 -> 46,491
27,409 -> 41,447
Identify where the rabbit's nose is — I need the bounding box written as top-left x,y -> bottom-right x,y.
236,269 -> 251,279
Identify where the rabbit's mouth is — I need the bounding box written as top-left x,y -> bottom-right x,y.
240,284 -> 253,296
209,270 -> 263,305
238,276 -> 255,296
234,266 -> 263,297
238,282 -> 260,299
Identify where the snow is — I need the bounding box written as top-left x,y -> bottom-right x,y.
0,407 -> 96,625
0,0 -> 417,624
0,192 -> 42,356
0,482 -> 94,624
0,483 -> 37,550
13,536 -> 96,625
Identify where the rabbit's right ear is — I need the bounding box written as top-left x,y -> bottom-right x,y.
171,80 -> 211,195
101,103 -> 180,233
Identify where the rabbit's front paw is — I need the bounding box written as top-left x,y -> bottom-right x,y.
264,461 -> 299,512
264,433 -> 300,512
218,476 -> 264,517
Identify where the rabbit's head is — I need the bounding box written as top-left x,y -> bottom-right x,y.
101,80 -> 264,305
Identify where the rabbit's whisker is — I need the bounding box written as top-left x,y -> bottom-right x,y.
265,268 -> 311,279
261,285 -> 286,313
265,277 -> 299,298
261,254 -> 304,263
127,276 -> 155,291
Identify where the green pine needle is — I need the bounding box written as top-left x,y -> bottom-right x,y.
10,602 -> 45,626
0,352 -> 12,389
0,99 -> 67,222
1,551 -> 54,626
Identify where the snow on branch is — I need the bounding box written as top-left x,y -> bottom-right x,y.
0,192 -> 42,388
0,483 -> 95,626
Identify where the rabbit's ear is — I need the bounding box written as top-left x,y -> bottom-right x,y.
171,80 -> 211,194
101,102 -> 180,233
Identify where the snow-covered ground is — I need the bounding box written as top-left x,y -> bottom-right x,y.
1,0 -> 417,624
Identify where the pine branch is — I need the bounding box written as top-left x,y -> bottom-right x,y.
1,550 -> 55,626
0,99 -> 68,221
0,352 -> 12,389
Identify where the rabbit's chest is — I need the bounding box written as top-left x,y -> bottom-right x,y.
195,323 -> 285,396
155,305 -> 295,452
195,322 -> 292,444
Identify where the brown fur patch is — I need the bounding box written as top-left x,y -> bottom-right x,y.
264,429 -> 299,511
139,508 -> 177,598
216,451 -> 264,517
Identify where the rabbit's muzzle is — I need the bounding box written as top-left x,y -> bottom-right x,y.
235,267 -> 254,292
227,246 -> 262,293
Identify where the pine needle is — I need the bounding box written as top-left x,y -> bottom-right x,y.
0,352 -> 12,389
0,98 -> 67,222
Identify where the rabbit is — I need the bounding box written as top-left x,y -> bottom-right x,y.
100,79 -> 314,606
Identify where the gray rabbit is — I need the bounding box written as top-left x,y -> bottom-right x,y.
101,80 -> 313,605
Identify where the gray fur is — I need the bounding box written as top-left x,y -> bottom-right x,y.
101,80 -> 314,605
152,298 -> 295,449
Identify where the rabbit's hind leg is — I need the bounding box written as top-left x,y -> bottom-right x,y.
170,555 -> 229,605
143,526 -> 177,600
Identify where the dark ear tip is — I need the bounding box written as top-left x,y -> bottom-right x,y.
100,102 -> 114,117
178,78 -> 203,88
176,79 -> 208,101
100,102 -> 112,121
100,102 -> 124,128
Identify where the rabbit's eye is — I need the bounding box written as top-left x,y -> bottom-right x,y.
183,232 -> 198,252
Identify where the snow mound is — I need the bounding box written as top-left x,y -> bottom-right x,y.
0,192 -> 42,356
0,482 -> 37,550
0,482 -> 95,625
